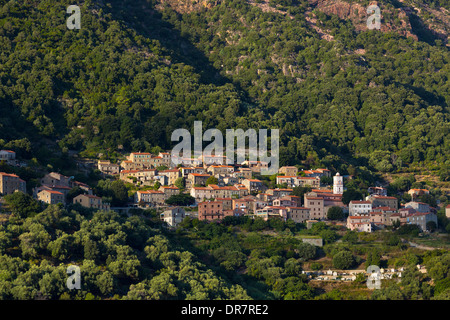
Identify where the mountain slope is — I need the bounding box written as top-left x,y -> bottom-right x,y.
0,0 -> 449,174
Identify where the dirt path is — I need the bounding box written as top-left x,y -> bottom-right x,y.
403,238 -> 443,251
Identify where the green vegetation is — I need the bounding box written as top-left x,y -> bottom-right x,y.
0,200 -> 250,300
0,0 -> 448,176
0,195 -> 449,300
327,206 -> 345,221
165,194 -> 196,206
0,0 -> 449,301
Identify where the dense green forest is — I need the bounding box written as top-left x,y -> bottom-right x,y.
0,194 -> 448,300
0,0 -> 449,175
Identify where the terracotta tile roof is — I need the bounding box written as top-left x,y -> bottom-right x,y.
0,172 -> 19,178
42,190 -> 64,195
373,195 -> 397,199
138,190 -> 163,194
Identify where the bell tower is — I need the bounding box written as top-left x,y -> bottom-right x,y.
333,172 -> 344,194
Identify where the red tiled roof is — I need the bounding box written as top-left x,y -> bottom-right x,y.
121,169 -> 155,174
79,194 -> 102,199
0,172 -> 19,178
408,212 -> 433,217
42,190 -> 64,195
199,201 -> 222,205
373,196 -> 397,199
373,206 -> 397,211
51,185 -> 72,190
312,189 -> 332,193
138,190 -> 163,194
407,201 -> 429,205
297,176 -> 319,180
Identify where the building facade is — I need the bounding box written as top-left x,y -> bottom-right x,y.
333,173 -> 344,195
0,172 -> 26,195
162,207 -> 186,227
37,190 -> 65,205
198,201 -> 224,221
349,200 -> 372,216
73,194 -> 110,210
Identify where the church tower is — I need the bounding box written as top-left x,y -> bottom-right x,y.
333,172 -> 344,194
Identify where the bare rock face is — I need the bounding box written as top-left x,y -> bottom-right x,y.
311,0 -> 418,40
155,0 -> 220,13
155,0 -> 448,44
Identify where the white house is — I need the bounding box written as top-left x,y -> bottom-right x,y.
349,200 -> 372,216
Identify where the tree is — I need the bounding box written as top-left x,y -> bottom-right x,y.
342,230 -> 358,244
84,238 -> 100,262
397,224 -> 421,237
3,192 -> 41,218
292,186 -> 312,198
426,221 -> 437,233
327,206 -> 344,220
297,242 -> 316,261
342,189 -> 363,205
284,258 -> 303,276
365,248 -> 381,268
165,194 -> 195,206
332,251 -> 355,270
320,176 -> 333,186
174,177 -> 185,190
19,223 -> 51,259
319,229 -> 338,244
272,276 -> 313,300
153,181 -> 161,190
67,186 -> 85,203
310,262 -> 323,270
205,176 -> 219,186
419,194 -> 437,207
96,271 -> 115,296
110,180 -> 128,206
48,234 -> 76,261
392,219 -> 401,230
252,217 -> 268,231
385,234 -> 401,246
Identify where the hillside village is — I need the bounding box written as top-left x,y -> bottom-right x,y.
1,149 -> 448,235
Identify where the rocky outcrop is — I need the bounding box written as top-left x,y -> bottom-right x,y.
311,0 -> 418,40
155,0 -> 220,13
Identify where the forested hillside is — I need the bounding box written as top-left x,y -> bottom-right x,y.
1,196 -> 448,300
0,0 -> 449,174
